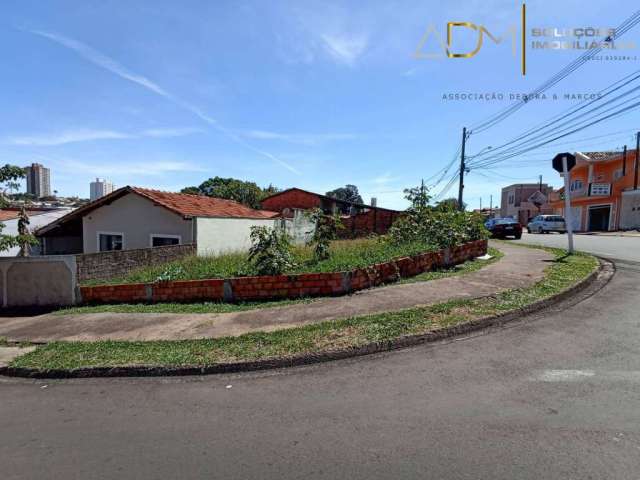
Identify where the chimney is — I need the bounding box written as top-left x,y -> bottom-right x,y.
370,197 -> 377,207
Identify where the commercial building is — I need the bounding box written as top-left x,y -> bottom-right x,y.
500,183 -> 556,225
548,150 -> 640,232
24,163 -> 51,198
90,178 -> 115,201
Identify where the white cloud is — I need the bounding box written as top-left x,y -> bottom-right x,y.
242,130 -> 357,146
320,33 -> 368,65
53,157 -> 206,177
4,127 -> 203,146
27,29 -> 300,174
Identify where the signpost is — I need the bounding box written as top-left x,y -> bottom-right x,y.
552,153 -> 576,254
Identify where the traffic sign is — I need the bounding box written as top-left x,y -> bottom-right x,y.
552,153 -> 576,173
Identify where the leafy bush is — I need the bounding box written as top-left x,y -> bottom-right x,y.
388,207 -> 488,248
306,208 -> 343,262
247,226 -> 296,275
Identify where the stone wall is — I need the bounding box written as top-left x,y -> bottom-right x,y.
79,240 -> 488,304
76,243 -> 196,283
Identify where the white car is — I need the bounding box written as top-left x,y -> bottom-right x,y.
527,215 -> 566,234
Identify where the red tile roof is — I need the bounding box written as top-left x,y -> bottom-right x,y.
130,187 -> 280,219
0,210 -> 44,222
36,186 -> 280,236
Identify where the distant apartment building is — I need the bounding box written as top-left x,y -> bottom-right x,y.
500,183 -> 555,225
24,163 -> 51,198
90,178 -> 115,201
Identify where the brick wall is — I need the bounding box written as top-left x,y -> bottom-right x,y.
79,239 -> 487,304
339,209 -> 402,238
261,189 -> 321,212
76,243 -> 196,283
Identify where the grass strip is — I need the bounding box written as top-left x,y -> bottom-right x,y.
12,246 -> 597,371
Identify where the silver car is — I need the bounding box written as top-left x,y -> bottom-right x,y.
527,215 -> 566,234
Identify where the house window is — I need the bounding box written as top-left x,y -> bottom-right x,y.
98,233 -> 123,252
570,179 -> 583,192
508,194 -> 515,205
150,234 -> 181,247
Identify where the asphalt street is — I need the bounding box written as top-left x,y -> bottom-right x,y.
513,231 -> 640,264
1,236 -> 640,479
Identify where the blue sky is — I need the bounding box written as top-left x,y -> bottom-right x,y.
2,0 -> 639,210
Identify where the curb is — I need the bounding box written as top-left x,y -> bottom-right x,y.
0,257 -> 614,379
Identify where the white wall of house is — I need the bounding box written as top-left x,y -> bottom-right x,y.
195,217 -> 278,256
82,193 -> 194,254
620,190 -> 640,230
283,209 -> 315,245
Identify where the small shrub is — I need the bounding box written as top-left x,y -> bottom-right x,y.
248,226 -> 296,275
306,208 -> 343,262
388,207 -> 488,248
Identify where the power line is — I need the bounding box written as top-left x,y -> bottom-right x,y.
471,98 -> 640,168
468,10 -> 640,135
470,69 -> 640,162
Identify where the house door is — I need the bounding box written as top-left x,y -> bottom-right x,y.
588,205 -> 611,231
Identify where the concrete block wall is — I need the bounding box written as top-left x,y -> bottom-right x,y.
76,243 -> 196,283
79,240 -> 487,305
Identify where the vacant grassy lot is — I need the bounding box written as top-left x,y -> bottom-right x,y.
14,247 -> 598,371
83,237 -> 442,286
57,248 -> 501,315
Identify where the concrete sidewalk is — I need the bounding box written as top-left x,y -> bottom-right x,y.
0,243 -> 552,343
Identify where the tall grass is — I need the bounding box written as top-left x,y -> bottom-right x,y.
85,236 -> 439,286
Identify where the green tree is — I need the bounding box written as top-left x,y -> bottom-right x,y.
182,177 -> 279,209
180,186 -> 201,196
325,184 -> 363,204
17,207 -> 38,257
0,164 -> 38,253
435,197 -> 467,212
403,181 -> 431,210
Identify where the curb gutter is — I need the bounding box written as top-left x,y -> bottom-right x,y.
0,258 -> 614,379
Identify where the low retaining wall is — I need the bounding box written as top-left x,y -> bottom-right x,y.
0,256 -> 78,307
76,243 -> 196,283
80,239 -> 487,305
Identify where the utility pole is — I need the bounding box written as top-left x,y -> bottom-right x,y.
622,145 -> 627,176
539,174 -> 543,192
479,197 -> 482,211
420,178 -> 426,208
489,194 -> 493,217
635,132 -> 640,190
458,127 -> 467,211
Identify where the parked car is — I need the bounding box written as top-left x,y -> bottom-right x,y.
485,218 -> 522,239
527,215 -> 566,234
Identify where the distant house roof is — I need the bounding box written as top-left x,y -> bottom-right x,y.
0,209 -> 47,222
36,186 -> 279,236
261,187 -> 400,213
577,151 -> 622,162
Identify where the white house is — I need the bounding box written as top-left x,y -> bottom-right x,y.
36,186 -> 282,256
